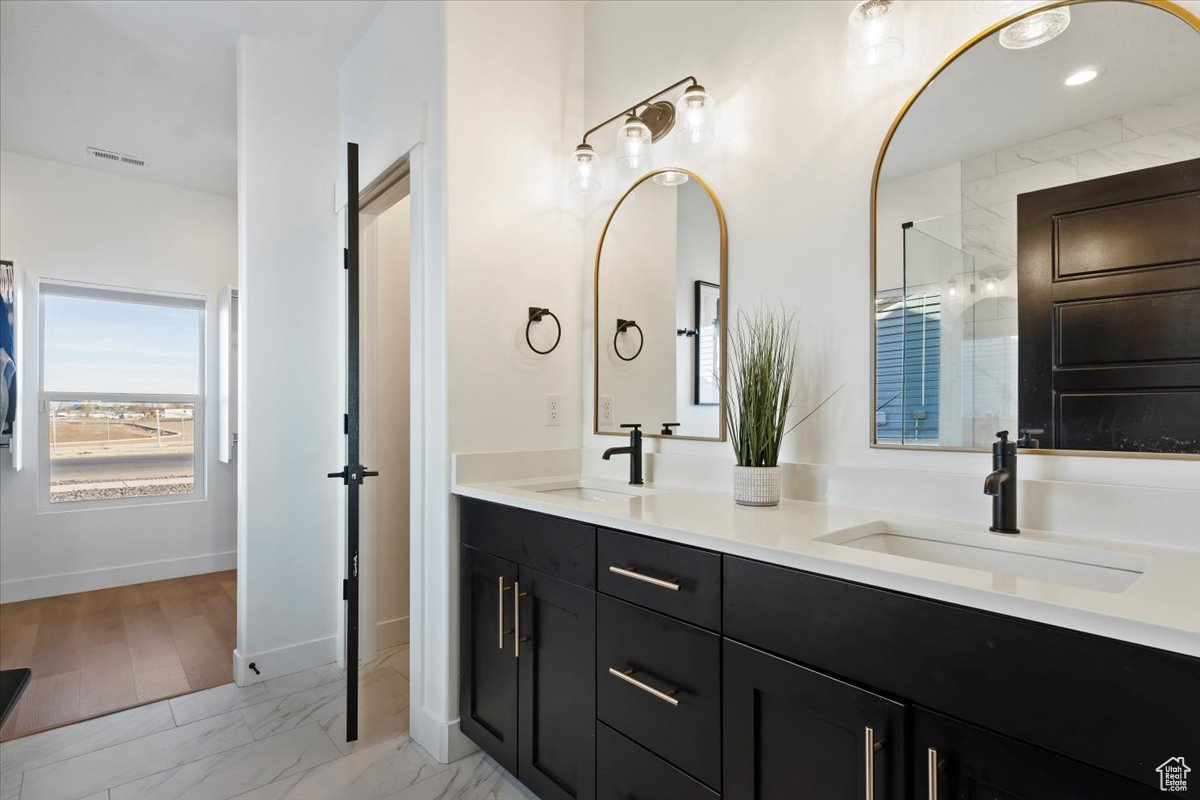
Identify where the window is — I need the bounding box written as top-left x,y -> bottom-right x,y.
40,283 -> 204,506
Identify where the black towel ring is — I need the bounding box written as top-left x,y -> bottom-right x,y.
526,307 -> 561,355
614,319 -> 644,362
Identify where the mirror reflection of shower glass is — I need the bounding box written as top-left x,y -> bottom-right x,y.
875,220 -> 1017,448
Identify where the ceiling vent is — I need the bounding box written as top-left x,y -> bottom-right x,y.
87,147 -> 146,168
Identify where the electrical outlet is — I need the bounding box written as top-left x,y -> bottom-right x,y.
600,394 -> 615,426
545,394 -> 562,426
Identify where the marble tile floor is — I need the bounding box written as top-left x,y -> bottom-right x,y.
0,646 -> 532,800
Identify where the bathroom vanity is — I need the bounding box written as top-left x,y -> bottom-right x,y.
456,483 -> 1199,799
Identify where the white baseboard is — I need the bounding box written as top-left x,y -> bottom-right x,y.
410,704 -> 477,764
377,615 -> 409,649
233,635 -> 337,686
0,550 -> 237,603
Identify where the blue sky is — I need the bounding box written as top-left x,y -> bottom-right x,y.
43,295 -> 201,394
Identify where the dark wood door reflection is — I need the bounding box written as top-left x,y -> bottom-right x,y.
1017,157 -> 1200,453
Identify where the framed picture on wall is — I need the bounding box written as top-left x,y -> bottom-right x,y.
694,280 -> 720,406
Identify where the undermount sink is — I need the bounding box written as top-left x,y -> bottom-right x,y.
818,522 -> 1150,593
524,479 -> 654,503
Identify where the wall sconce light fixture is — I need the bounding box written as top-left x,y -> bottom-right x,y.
570,76 -> 715,193
847,0 -> 905,68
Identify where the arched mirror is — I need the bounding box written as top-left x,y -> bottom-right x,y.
871,0 -> 1200,455
595,169 -> 728,440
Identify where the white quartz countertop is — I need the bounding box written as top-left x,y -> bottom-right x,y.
453,475 -> 1200,658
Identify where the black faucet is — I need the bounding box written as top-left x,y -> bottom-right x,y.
603,423 -> 644,485
983,430 -> 1019,534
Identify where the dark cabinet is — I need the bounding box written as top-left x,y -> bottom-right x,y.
597,722 -> 719,800
596,595 -> 721,789
915,708 -> 1162,799
459,545 -> 519,774
459,545 -> 596,800
597,527 -> 722,629
517,565 -> 596,800
723,639 -> 906,800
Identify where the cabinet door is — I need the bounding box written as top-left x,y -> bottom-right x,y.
517,565 -> 596,800
724,640 -> 906,800
459,545 -> 519,775
915,708 -> 1163,799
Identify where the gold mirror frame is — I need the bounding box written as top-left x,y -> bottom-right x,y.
868,0 -> 1200,459
594,168 -> 729,441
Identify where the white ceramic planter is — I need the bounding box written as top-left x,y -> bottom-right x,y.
732,465 -> 782,507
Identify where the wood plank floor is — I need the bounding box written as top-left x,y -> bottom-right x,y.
0,570 -> 236,741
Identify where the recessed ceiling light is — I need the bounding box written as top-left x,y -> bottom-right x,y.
1064,67 -> 1102,86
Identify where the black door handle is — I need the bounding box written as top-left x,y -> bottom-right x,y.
327,466 -> 380,485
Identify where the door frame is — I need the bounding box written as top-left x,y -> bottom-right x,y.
333,139 -> 467,761
355,158 -> 413,665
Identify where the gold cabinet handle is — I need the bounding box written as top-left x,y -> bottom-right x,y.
513,582 -> 529,659
608,667 -> 680,707
864,726 -> 875,800
608,565 -> 680,591
497,577 -> 513,650
927,747 -> 938,800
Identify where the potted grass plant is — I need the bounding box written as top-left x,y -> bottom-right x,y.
725,306 -> 797,506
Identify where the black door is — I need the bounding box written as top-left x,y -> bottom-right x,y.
723,639 -> 906,800
327,142 -> 378,743
1017,157 -> 1200,452
517,565 -> 596,800
459,545 -> 519,775
915,708 -> 1161,799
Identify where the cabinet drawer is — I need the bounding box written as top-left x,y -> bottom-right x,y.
597,528 -> 721,629
597,595 -> 721,789
460,497 -> 595,587
597,722 -> 718,800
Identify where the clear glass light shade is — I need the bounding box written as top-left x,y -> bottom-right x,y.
568,145 -> 600,193
616,117 -> 653,174
652,170 -> 690,186
677,86 -> 715,146
848,0 -> 905,68
999,6 -> 1070,49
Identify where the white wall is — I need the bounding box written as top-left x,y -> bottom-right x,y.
235,34 -> 343,680
581,0 -> 1200,493
445,2 -> 584,455
0,151 -> 237,602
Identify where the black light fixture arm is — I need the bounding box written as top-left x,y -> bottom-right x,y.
579,75 -> 699,146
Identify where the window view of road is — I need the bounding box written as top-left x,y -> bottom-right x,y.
48,401 -> 194,502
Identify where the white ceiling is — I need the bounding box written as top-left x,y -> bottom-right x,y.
0,0 -> 384,197
882,1 -> 1200,180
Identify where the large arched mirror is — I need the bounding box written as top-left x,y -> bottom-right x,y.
595,169 -> 728,440
871,0 -> 1200,455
